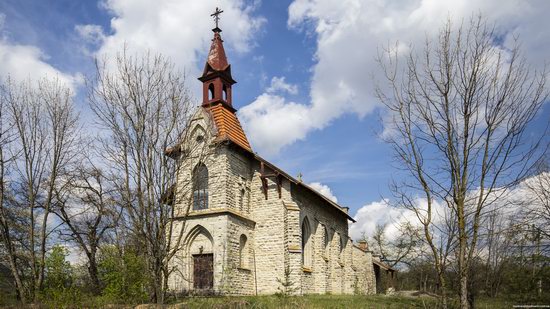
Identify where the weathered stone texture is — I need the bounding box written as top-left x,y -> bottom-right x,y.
168,116 -> 380,295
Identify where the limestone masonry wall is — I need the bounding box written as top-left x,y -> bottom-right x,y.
168,117 -> 378,295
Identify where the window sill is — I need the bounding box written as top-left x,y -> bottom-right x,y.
322,255 -> 329,262
237,267 -> 251,272
191,208 -> 210,212
302,267 -> 313,273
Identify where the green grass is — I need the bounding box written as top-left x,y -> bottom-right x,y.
161,295 -> 541,309
1,294 -> 544,308
163,295 -> 433,309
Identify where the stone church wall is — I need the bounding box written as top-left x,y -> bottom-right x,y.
168,116 -> 379,296
224,215 -> 255,295
167,216 -> 229,293
247,159 -> 288,294
289,185 -> 376,295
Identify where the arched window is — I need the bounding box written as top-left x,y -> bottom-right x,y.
302,217 -> 312,268
192,163 -> 208,210
208,84 -> 215,100
239,234 -> 248,269
222,84 -> 228,101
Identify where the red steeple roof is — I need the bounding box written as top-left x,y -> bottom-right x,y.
198,17 -> 251,152
206,32 -> 229,71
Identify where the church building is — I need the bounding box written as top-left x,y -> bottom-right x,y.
166,13 -> 392,295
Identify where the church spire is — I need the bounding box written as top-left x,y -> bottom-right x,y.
198,8 -> 251,152
199,7 -> 236,110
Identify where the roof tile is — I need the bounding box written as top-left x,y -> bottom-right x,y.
209,104 -> 252,152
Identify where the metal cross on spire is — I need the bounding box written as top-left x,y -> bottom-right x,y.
211,7 -> 224,29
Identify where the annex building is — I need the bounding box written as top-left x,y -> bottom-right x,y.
166,18 -> 394,296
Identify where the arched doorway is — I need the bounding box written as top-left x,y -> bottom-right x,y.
185,225 -> 214,291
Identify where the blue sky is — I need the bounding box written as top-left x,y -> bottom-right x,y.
1,0 -> 549,240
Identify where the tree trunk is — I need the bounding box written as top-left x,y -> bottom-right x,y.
0,148 -> 26,303
438,269 -> 448,309
1,226 -> 27,303
459,269 -> 469,309
88,251 -> 101,295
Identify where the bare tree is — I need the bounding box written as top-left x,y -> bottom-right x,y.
0,79 -> 26,302
369,222 -> 420,269
523,161 -> 550,239
376,16 -> 548,309
87,50 -> 205,303
0,77 -> 79,302
477,206 -> 515,297
52,153 -> 122,295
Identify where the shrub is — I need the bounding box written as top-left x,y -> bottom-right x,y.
41,245 -> 82,306
98,245 -> 149,304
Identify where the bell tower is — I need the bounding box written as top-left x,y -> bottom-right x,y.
199,7 -> 236,111
196,8 -> 252,152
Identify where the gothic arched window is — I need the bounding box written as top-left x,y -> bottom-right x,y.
192,163 -> 208,210
302,217 -> 312,268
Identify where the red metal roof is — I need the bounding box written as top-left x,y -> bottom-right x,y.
205,32 -> 229,72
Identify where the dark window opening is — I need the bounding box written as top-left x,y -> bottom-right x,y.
193,163 -> 208,210
208,84 -> 215,100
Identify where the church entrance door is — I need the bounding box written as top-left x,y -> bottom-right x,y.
193,254 -> 213,290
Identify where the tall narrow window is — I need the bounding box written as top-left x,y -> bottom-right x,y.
222,84 -> 228,101
302,217 -> 312,268
192,163 -> 208,210
208,84 -> 215,100
239,234 -> 248,268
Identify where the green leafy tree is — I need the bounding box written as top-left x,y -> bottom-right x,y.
98,245 -> 149,304
42,245 -> 81,306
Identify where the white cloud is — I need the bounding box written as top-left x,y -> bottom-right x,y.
0,17 -> 81,90
239,93 -> 312,155
350,199 -> 404,241
308,182 -> 338,203
241,0 -> 550,156
78,0 -> 264,90
349,197 -> 447,242
75,24 -> 105,45
267,76 -> 298,95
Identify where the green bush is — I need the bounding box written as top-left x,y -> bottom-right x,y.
97,245 -> 149,304
41,245 -> 83,307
